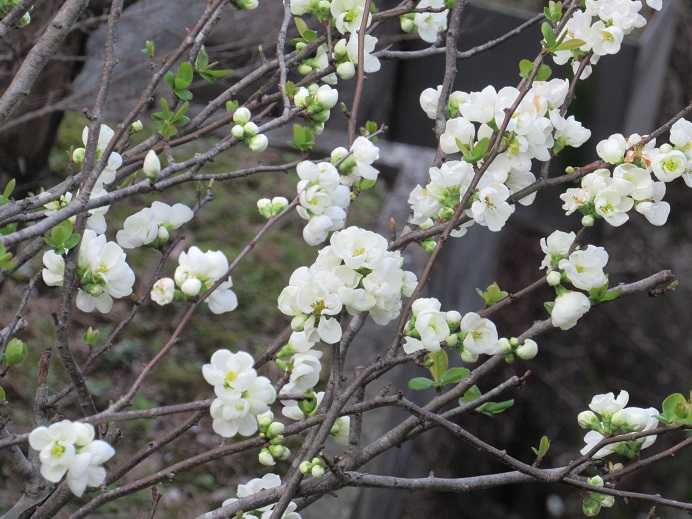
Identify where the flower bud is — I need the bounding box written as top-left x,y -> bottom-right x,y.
299,461 -> 312,474
257,412 -> 273,428
233,107 -> 252,125
331,146 -> 349,165
421,239 -> 437,253
311,465 -> 325,478
333,39 -> 348,59
72,147 -> 86,164
577,410 -> 599,430
157,226 -> 170,242
294,87 -> 310,108
581,214 -> 595,227
445,310 -> 462,328
336,61 -> 356,80
290,314 -> 307,331
143,150 -> 161,180
231,124 -> 245,139
269,444 -> 289,460
316,85 -> 338,109
4,338 -> 27,366
130,120 -> 144,133
460,348 -> 479,363
400,14 -> 415,33
587,475 -> 604,488
271,196 -> 289,214
84,326 -> 100,346
258,449 -> 275,466
498,337 -> 512,354
249,134 -> 269,152
298,63 -> 313,75
257,198 -> 273,219
516,339 -> 538,360
546,270 -> 562,286
267,421 -> 285,438
243,122 -> 259,137
181,277 -> 202,297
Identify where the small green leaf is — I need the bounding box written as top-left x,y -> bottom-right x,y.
461,385 -> 482,403
661,393 -> 690,424
531,435 -> 551,458
195,46 -> 209,72
477,399 -> 514,416
427,349 -> 448,383
555,38 -> 586,52
541,22 -> 557,49
175,61 -> 194,91
225,100 -> 240,113
0,385 -> 6,401
536,64 -> 552,81
439,367 -> 470,386
3,178 -> 15,200
4,338 -> 27,366
292,124 -> 315,152
544,301 -> 554,315
476,282 -> 508,307
518,58 -> 534,79
408,377 -> 434,390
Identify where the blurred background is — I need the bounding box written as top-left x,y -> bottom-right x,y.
0,1 -> 690,517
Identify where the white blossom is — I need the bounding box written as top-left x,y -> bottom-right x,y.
559,245 -> 609,291
459,312 -> 500,356
151,277 -> 175,306
551,291 -> 591,330
414,0 -> 448,43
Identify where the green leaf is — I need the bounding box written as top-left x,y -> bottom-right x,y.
292,124 -> 315,152
364,120 -> 378,135
294,17 -> 309,38
4,338 -> 27,366
427,349 -> 448,383
175,61 -> 194,91
0,385 -> 5,402
462,137 -> 491,164
476,282 -> 508,307
225,100 -> 240,113
541,22 -> 557,49
175,89 -> 193,102
477,399 -> 514,416
518,58 -> 534,79
439,367 -> 470,386
544,1 -> 562,22
195,46 -> 209,72
3,178 -> 15,200
555,38 -> 586,52
589,284 -> 619,303
661,393 -> 690,423
461,385 -> 482,403
408,377 -> 434,390
536,64 -> 552,81
531,435 -> 551,458
544,301 -> 554,315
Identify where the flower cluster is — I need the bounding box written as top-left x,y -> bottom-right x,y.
151,246 -> 238,314
202,350 -> 277,438
222,473 -> 302,519
562,119 -> 692,228
231,107 -> 269,152
293,83 -> 339,133
411,79 -> 591,234
279,226 -> 417,352
42,230 -> 135,313
256,411 -> 291,467
553,0 -> 661,78
257,196 -> 289,219
294,138 -> 380,246
578,390 -> 660,459
401,297 -> 534,363
116,201 -> 193,249
29,420 -> 115,497
400,0 -> 449,43
540,230 -> 612,330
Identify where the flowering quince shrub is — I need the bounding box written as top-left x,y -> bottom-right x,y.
0,0 -> 691,518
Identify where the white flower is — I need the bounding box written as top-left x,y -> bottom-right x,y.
414,0 -> 448,43
206,279 -> 239,314
42,250 -> 65,287
596,133 -> 627,164
75,230 -> 135,314
316,84 -> 339,109
612,406 -> 659,432
550,111 -> 591,148
580,430 -> 616,459
540,230 -> 576,270
635,181 -> 670,226
652,149 -> 687,182
459,312 -> 500,355
559,245 -> 609,291
174,247 -> 237,314
331,0 -> 371,34
345,33 -> 381,73
459,85 -> 497,124
419,85 -> 441,119
29,420 -> 115,496
439,117 -> 475,155
670,118 -> 692,158
612,163 -> 654,201
223,474 -> 302,519
516,338 -> 538,360
80,124 -> 122,185
151,277 -> 175,306
551,291 -> 591,330
589,390 -> 629,416
116,207 -> 158,249
142,150 -> 161,179
202,350 -> 257,396
341,136 -> 380,185
594,186 -> 634,226
470,183 -> 515,232
589,21 -> 624,56
330,226 -> 387,270
281,350 -> 323,395
403,298 -> 450,354
209,375 -> 276,438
